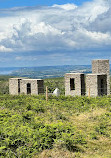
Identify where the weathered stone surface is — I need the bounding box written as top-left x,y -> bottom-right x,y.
92,59 -> 110,95
9,78 -> 22,95
9,78 -> 44,95
86,74 -> 107,97
65,73 -> 85,96
20,79 -> 38,95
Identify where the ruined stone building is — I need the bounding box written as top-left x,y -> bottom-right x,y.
65,59 -> 110,97
9,59 -> 110,97
9,78 -> 44,95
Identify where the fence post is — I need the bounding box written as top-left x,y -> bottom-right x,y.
46,86 -> 48,102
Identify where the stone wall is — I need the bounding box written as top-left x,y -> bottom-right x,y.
86,74 -> 107,97
9,78 -> 44,95
92,59 -> 110,95
20,79 -> 38,95
86,74 -> 98,97
65,73 -> 85,96
9,78 -> 22,95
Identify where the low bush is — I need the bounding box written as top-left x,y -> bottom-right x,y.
0,94 -> 111,157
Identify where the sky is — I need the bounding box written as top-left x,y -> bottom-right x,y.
0,0 -> 111,67
0,0 -> 93,8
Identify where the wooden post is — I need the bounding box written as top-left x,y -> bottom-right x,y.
88,87 -> 90,98
46,86 -> 48,102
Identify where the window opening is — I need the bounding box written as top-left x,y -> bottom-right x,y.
27,83 -> 31,94
70,78 -> 75,90
18,79 -> 21,94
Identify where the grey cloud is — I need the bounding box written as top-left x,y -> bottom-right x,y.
88,7 -> 111,33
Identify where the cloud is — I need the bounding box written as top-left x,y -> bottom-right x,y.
52,3 -> 77,10
0,45 -> 13,52
0,0 -> 111,66
0,19 -> 76,52
15,56 -> 22,60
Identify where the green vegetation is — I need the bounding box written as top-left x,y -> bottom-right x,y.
0,76 -> 12,94
44,77 -> 65,95
0,76 -> 111,157
0,95 -> 111,157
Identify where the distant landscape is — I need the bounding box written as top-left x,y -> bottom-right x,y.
1,65 -> 111,79
0,65 -> 92,79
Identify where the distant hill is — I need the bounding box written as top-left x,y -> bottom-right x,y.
0,64 -> 111,79
0,65 -> 91,79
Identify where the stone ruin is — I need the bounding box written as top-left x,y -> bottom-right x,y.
65,59 -> 110,97
9,59 -> 110,97
9,78 -> 44,95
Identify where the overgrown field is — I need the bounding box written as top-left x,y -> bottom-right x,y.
0,94 -> 111,158
0,76 -> 111,157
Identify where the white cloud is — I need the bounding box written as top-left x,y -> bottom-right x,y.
0,0 -> 111,55
77,0 -> 109,23
15,56 -> 22,60
52,3 -> 77,10
78,28 -> 111,42
0,45 -> 13,52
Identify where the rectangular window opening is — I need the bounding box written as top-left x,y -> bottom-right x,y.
70,78 -> 75,90
27,83 -> 31,94
18,79 -> 21,94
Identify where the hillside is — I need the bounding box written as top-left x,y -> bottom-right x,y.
0,76 -> 111,157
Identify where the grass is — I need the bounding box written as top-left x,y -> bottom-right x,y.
0,94 -> 111,158
0,76 -> 111,157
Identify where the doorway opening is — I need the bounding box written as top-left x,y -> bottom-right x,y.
100,79 -> 104,95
